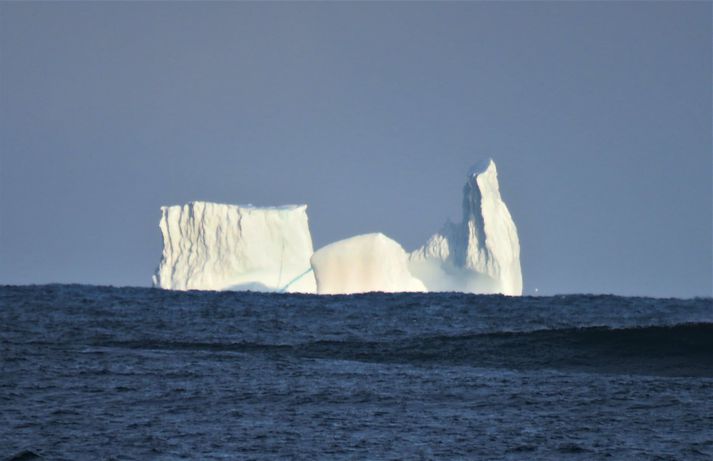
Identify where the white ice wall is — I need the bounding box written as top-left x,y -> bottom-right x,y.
153,202 -> 316,292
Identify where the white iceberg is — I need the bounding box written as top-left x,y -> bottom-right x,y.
310,233 -> 427,295
152,159 -> 521,295
152,201 -> 316,292
409,159 -> 522,295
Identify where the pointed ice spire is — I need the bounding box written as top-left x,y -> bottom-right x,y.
410,159 -> 522,295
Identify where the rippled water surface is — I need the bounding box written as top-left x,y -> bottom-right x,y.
2,285 -> 712,460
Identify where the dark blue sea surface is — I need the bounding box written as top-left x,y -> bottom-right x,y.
1,285 -> 712,460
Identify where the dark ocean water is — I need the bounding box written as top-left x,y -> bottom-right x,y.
1,285 -> 712,460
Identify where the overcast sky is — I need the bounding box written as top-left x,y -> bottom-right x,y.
1,2 -> 711,297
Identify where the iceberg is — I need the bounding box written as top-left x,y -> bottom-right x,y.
310,233 -> 427,295
152,201 -> 316,292
152,159 -> 521,295
409,159 -> 522,295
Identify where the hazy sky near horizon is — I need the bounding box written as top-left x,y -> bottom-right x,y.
1,2 -> 711,297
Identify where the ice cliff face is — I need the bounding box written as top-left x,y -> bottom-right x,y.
310,233 -> 426,295
409,159 -> 522,295
152,202 -> 316,292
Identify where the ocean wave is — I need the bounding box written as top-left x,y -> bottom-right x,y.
89,323 -> 713,377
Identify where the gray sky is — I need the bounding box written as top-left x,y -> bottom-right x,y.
1,2 -> 711,297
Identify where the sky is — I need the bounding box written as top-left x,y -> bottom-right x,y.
1,2 -> 711,297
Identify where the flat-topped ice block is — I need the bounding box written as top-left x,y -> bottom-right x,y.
153,201 -> 316,293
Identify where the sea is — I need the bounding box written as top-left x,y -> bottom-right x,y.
1,284 -> 712,460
